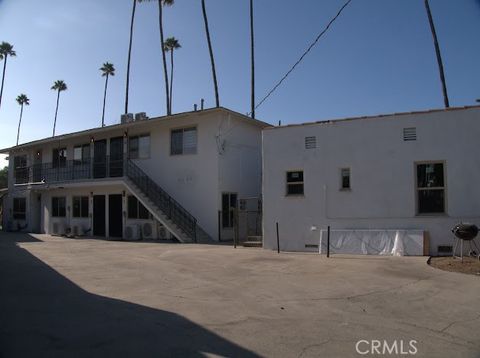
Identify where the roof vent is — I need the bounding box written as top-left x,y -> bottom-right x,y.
403,127 -> 416,141
305,136 -> 316,149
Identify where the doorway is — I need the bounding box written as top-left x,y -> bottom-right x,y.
33,150 -> 42,182
93,140 -> 107,178
109,137 -> 124,177
109,194 -> 123,238
93,195 -> 106,236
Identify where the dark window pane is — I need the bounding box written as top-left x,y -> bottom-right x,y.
417,163 -> 444,188
418,189 -> 445,214
171,130 -> 183,155
183,128 -> 197,154
128,196 -> 138,219
73,197 -> 81,217
13,198 -> 26,219
287,183 -> 304,195
58,197 -> 66,217
81,197 -> 89,218
52,197 -> 59,217
222,194 -> 230,228
287,171 -> 303,183
129,137 -> 139,159
341,169 -> 350,189
139,201 -> 149,219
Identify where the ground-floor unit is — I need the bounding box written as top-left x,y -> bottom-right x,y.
262,106 -> 480,256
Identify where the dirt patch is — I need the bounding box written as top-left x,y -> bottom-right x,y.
429,256 -> 480,275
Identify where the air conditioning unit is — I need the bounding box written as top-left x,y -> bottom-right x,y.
121,113 -> 134,124
142,222 -> 156,239
124,225 -> 140,241
72,226 -> 79,236
158,226 -> 168,240
135,112 -> 148,121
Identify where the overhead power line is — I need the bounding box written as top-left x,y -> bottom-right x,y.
252,0 -> 354,114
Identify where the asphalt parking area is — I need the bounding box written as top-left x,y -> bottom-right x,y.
0,232 -> 479,357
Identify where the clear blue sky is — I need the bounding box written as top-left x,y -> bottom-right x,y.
0,0 -> 479,168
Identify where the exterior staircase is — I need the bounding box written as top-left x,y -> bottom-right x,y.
124,159 -> 212,243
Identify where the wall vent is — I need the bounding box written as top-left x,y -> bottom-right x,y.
305,136 -> 316,149
438,245 -> 452,254
403,127 -> 417,141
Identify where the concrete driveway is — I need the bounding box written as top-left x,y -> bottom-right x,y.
0,232 -> 479,357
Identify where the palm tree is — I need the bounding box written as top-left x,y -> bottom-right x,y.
201,0 -> 220,108
51,80 -> 67,137
164,37 -> 181,113
424,0 -> 449,108
15,94 -> 30,146
0,42 -> 16,110
100,62 -> 115,127
249,0 -> 255,118
125,0 -> 138,115
139,0 -> 174,115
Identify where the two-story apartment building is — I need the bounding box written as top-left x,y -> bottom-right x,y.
1,107 -> 270,242
262,106 -> 480,256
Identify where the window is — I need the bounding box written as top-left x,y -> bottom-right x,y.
13,198 -> 26,220
305,136 -> 316,149
72,196 -> 89,218
286,171 -> 304,196
74,144 -> 90,165
127,196 -> 150,219
14,155 -> 28,184
129,135 -> 150,159
416,162 -> 445,214
340,168 -> 351,190
52,148 -> 67,168
222,193 -> 237,228
52,197 -> 66,217
171,127 -> 197,155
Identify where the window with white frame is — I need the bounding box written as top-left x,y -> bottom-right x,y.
13,197 -> 26,220
52,148 -> 67,168
72,196 -> 89,218
340,168 -> 351,190
52,197 -> 66,217
127,196 -> 150,219
286,170 -> 304,196
129,134 -> 150,159
14,155 -> 28,184
171,127 -> 197,155
416,162 -> 445,214
73,144 -> 90,165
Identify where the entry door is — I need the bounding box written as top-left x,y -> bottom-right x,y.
93,195 -> 106,236
93,140 -> 107,178
33,150 -> 42,182
109,194 -> 123,238
109,137 -> 124,177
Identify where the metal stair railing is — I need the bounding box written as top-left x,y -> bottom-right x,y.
125,159 -> 197,242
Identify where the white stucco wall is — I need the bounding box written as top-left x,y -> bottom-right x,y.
262,107 -> 480,255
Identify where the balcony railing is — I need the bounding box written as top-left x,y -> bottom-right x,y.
14,156 -> 124,185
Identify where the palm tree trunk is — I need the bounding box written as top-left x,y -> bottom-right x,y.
159,1 -> 170,115
52,90 -> 60,137
169,50 -> 174,113
424,0 -> 449,108
102,74 -> 109,127
0,55 -> 8,110
201,0 -> 220,108
16,104 -> 23,146
250,0 -> 255,118
125,0 -> 137,114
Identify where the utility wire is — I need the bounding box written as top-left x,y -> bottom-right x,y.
251,0 -> 354,115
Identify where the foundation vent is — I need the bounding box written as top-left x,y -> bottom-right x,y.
403,127 -> 417,141
305,136 -> 317,149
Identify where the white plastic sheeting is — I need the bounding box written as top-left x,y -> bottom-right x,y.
319,229 -> 424,256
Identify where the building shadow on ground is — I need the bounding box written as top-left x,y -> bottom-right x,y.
0,233 -> 259,357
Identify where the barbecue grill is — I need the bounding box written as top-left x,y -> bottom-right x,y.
452,223 -> 480,261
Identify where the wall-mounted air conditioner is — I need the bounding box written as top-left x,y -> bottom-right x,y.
121,113 -> 134,124
142,222 -> 156,239
125,225 -> 140,241
158,226 -> 168,240
135,112 -> 148,121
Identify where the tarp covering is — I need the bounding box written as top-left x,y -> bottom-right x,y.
319,229 -> 424,256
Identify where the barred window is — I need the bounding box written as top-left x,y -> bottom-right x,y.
52,197 -> 66,217
13,197 -> 26,220
286,171 -> 304,196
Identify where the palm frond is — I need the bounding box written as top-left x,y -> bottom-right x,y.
0,42 -> 16,57
16,94 -> 30,106
51,80 -> 67,91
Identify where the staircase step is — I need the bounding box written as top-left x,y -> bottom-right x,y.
243,241 -> 263,248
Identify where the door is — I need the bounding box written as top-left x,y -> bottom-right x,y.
93,195 -> 106,236
93,140 -> 107,178
33,150 -> 42,182
108,194 -> 123,238
109,137 -> 124,177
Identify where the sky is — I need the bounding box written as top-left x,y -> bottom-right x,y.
0,0 -> 479,168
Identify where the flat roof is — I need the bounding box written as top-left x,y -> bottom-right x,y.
264,105 -> 480,131
0,107 -> 271,154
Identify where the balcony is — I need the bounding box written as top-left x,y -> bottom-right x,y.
14,156 -> 124,185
